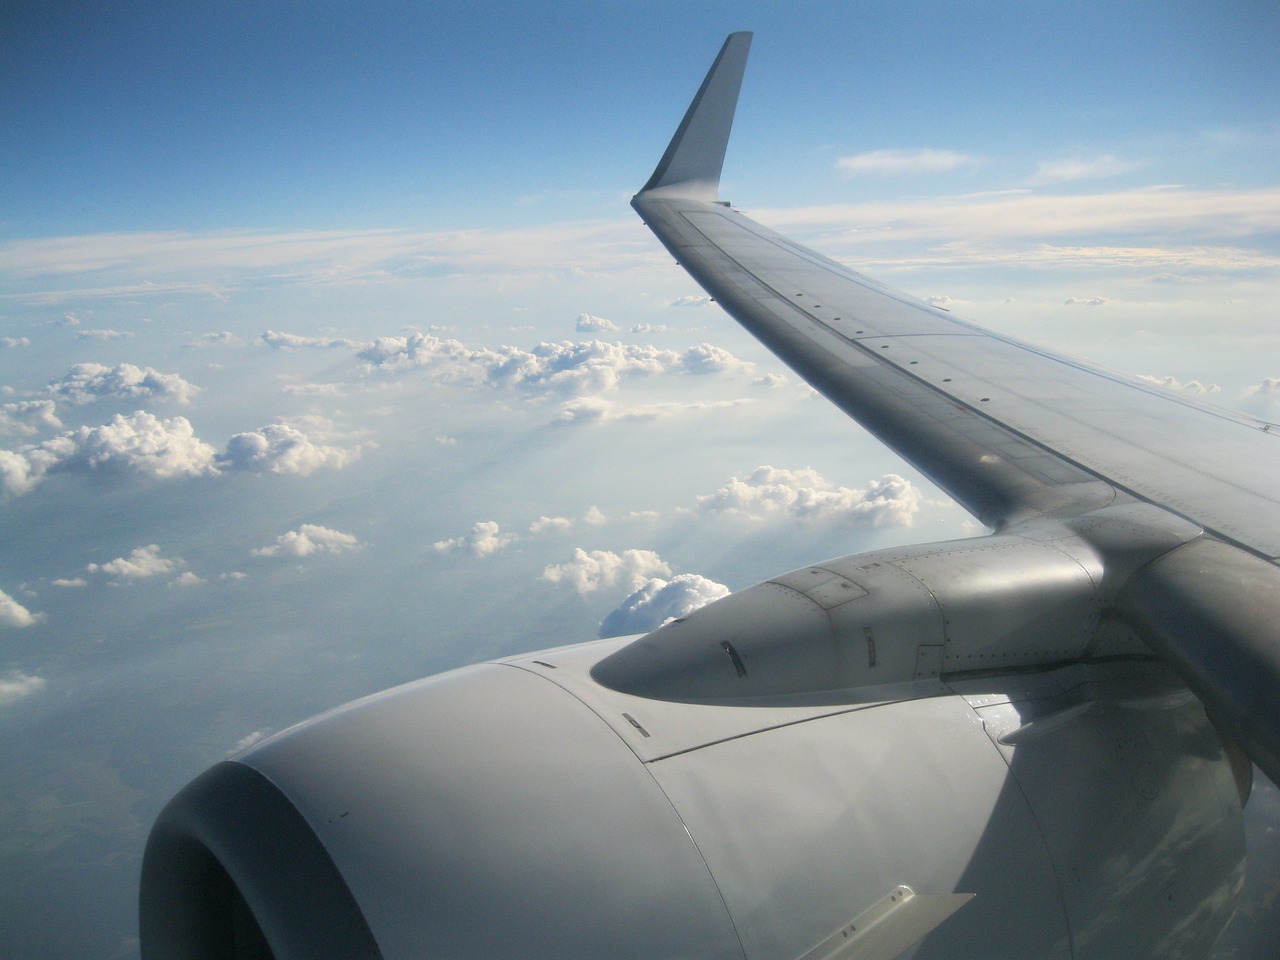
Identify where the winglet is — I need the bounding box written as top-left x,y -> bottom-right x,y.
637,32 -> 752,200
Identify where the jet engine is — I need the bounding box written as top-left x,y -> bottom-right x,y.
141,519 -> 1247,960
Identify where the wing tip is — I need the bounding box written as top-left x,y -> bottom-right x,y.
637,31 -> 753,201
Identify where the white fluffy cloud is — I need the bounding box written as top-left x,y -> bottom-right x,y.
1245,377 -> 1280,398
252,524 -> 361,558
77,328 -> 133,340
47,362 -> 200,405
541,548 -> 671,595
1,412 -> 357,496
432,520 -> 515,557
598,573 -> 731,638
357,333 -> 749,396
0,671 -> 46,706
0,400 -> 61,437
88,544 -> 183,580
2,411 -> 219,495
695,466 -> 921,527
529,515 -> 573,534
261,329 -> 362,349
575,313 -> 617,332
2,337 -> 31,348
0,588 -> 40,627
218,421 -> 360,475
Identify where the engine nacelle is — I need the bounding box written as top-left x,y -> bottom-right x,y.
141,517 -> 1246,959
142,652 -> 1244,959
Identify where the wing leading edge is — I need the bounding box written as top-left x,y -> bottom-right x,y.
633,36 -> 1280,788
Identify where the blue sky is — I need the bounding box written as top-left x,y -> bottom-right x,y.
3,3 -> 1280,958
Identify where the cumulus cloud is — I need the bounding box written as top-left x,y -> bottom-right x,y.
1246,377 -> 1280,398
575,313 -> 617,332
694,466 -> 921,527
598,573 -> 731,638
0,400 -> 61,437
261,329 -> 362,349
77,328 -> 133,340
0,671 -> 46,706
1137,374 -> 1221,395
1064,297 -> 1110,306
88,544 -> 183,580
253,524 -> 361,558
432,520 -> 515,557
1,412 -> 358,496
541,548 -> 670,595
218,421 -> 360,475
529,515 -> 573,535
671,296 -> 709,307
753,373 -> 787,388
52,577 -> 87,587
357,333 -> 750,396
47,362 -> 200,405
583,506 -> 606,526
231,730 -> 265,754
170,572 -> 205,587
1,411 -> 219,495
0,588 -> 40,627
632,323 -> 668,334
2,337 -> 31,348
836,148 -> 978,177
1027,155 -> 1144,185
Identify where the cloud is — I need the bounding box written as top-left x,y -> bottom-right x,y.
76,328 -> 134,340
1,412 -> 359,496
193,331 -> 243,347
694,466 -> 921,527
598,574 -> 732,639
583,506 -> 606,526
218,421 -> 360,475
753,373 -> 787,388
170,572 -> 205,587
231,730 -> 265,754
357,333 -> 750,396
1027,155 -> 1144,185
1246,377 -> 1280,398
47,362 -> 200,405
671,295 -> 710,307
1,337 -> 31,348
0,671 -> 46,706
0,400 -> 61,437
632,323 -> 668,334
87,544 -> 183,580
541,548 -> 670,595
529,515 -> 573,534
0,588 -> 40,627
554,395 -> 750,425
2,411 -> 219,495
261,329 -> 362,349
1064,296 -> 1110,306
52,578 -> 87,587
1138,374 -> 1221,395
836,148 -> 979,177
252,524 -> 361,558
432,520 -> 515,557
575,313 -> 617,332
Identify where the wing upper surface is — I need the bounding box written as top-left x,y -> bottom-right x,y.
632,195 -> 1280,557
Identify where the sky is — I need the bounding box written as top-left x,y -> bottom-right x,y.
3,2 -> 1280,957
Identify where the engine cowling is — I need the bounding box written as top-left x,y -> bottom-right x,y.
141,519 -> 1247,959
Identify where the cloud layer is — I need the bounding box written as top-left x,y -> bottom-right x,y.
694,466 -> 921,527
358,333 -> 749,396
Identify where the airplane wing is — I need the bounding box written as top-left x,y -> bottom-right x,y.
632,32 -> 1280,785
